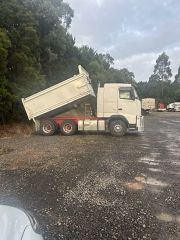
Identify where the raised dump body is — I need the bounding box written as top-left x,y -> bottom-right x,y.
22,66 -> 95,120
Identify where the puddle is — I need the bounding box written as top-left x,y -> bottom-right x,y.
160,120 -> 176,125
0,137 -> 12,140
172,161 -> 180,166
148,168 -> 180,175
123,174 -> 168,192
139,155 -> 159,166
157,213 -> 180,224
135,176 -> 145,182
157,213 -> 174,222
151,153 -> 160,158
124,182 -> 144,190
135,176 -> 168,187
147,162 -> 159,166
169,171 -> 180,175
139,158 -> 159,166
149,168 -> 162,173
141,157 -> 156,161
171,120 -> 180,123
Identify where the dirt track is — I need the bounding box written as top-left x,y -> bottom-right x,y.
0,112 -> 180,240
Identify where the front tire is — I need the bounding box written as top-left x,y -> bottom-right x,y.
109,120 -> 127,137
61,120 -> 77,136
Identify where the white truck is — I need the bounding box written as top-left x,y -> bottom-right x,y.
142,98 -> 156,112
174,102 -> 180,111
22,66 -> 144,137
167,103 -> 175,112
167,102 -> 180,112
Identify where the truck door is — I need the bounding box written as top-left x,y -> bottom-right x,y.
117,87 -> 141,125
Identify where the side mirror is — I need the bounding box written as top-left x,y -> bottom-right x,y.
131,96 -> 136,101
130,90 -> 136,101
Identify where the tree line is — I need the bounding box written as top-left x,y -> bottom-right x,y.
137,52 -> 180,105
0,0 -> 180,123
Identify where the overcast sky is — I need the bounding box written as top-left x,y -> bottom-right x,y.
66,0 -> 180,82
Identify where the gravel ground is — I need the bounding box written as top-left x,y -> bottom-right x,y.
0,112 -> 180,240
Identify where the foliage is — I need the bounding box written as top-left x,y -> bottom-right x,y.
137,53 -> 180,104
175,66 -> 180,83
0,28 -> 15,122
0,0 -> 73,121
77,46 -> 136,92
150,52 -> 172,82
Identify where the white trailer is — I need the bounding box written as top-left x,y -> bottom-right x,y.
22,66 -> 144,137
142,98 -> 156,111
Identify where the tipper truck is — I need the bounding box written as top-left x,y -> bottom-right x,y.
22,66 -> 144,137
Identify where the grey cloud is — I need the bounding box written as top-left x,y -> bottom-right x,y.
66,0 -> 180,81
115,47 -> 180,81
110,18 -> 180,58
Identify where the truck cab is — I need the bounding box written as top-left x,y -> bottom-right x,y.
97,84 -> 144,134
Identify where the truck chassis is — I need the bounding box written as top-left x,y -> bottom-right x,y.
35,115 -> 143,137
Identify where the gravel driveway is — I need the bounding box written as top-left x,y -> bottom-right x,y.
0,112 -> 180,240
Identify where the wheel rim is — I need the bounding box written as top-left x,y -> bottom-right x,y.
63,123 -> 73,134
114,124 -> 123,133
43,123 -> 53,134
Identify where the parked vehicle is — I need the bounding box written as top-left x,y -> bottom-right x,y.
167,102 -> 180,112
157,103 -> 166,112
174,102 -> 180,112
142,98 -> 156,115
167,103 -> 175,112
0,205 -> 43,240
22,66 -> 144,137
142,98 -> 156,111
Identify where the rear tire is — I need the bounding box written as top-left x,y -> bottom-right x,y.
109,120 -> 127,137
40,120 -> 56,136
61,120 -> 77,136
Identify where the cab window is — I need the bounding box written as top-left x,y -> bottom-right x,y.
119,87 -> 134,100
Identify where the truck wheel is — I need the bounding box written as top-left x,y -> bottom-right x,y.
61,120 -> 77,136
109,120 -> 127,137
40,120 -> 56,136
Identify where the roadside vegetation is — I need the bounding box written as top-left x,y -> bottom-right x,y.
137,53 -> 180,105
0,0 -> 180,123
